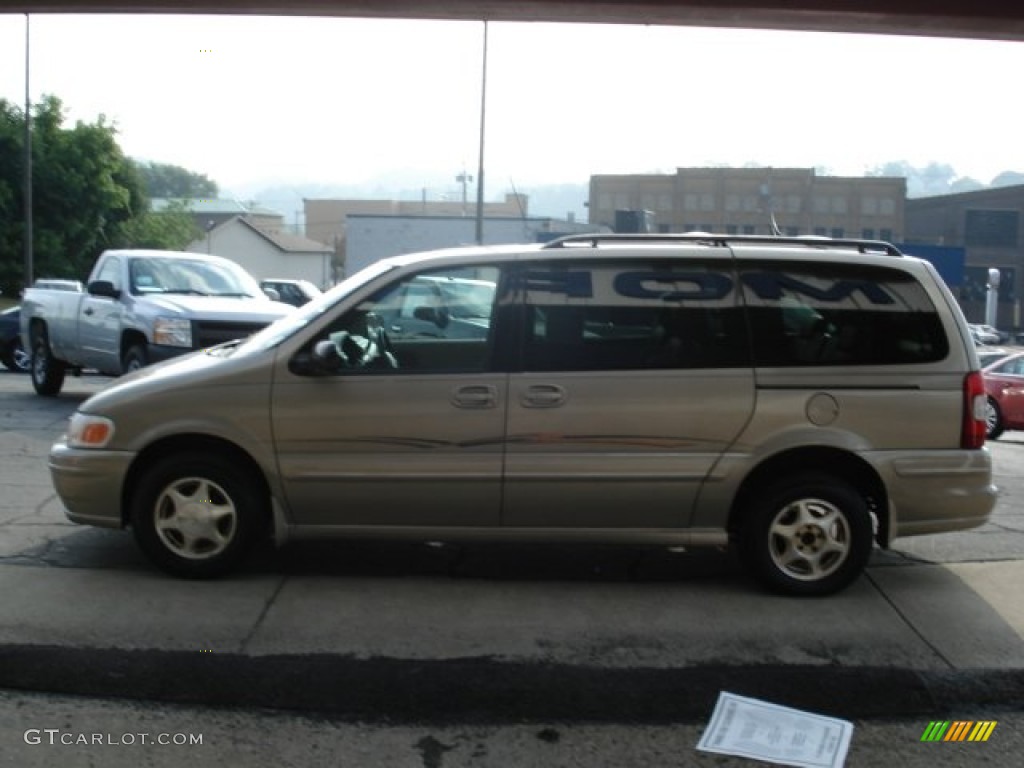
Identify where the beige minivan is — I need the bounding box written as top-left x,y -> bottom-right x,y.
48,234 -> 996,595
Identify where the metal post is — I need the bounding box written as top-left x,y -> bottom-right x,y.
23,13 -> 33,288
474,21 -> 488,246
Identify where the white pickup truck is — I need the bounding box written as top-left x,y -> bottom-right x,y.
21,249 -> 291,396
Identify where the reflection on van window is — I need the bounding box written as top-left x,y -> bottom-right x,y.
741,262 -> 949,366
311,265 -> 501,374
521,261 -> 749,371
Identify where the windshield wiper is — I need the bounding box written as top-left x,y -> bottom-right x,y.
163,288 -> 209,296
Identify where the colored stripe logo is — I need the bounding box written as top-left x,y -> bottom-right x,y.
920,721 -> 997,742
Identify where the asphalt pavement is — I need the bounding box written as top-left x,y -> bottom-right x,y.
1,369 -> 1023,766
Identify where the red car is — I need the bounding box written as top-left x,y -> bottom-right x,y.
983,351 -> 1024,439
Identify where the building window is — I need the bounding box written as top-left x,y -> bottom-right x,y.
862,197 -> 878,216
832,197 -> 847,215
658,224 -> 671,233
962,266 -> 1017,303
813,227 -> 827,236
743,225 -> 756,235
786,227 -> 800,236
700,194 -> 715,212
726,224 -> 738,234
813,198 -> 830,215
965,209 -> 1019,247
684,223 -> 698,231
831,228 -> 845,238
879,228 -> 893,241
879,198 -> 896,216
862,228 -> 876,239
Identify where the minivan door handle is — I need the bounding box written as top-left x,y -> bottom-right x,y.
521,384 -> 567,408
451,384 -> 497,409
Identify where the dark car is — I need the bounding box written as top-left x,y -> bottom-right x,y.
0,305 -> 29,373
983,351 -> 1024,439
260,278 -> 322,307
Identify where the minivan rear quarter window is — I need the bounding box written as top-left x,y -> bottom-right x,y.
740,261 -> 949,366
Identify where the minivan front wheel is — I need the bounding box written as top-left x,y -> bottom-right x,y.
130,453 -> 264,578
739,473 -> 873,596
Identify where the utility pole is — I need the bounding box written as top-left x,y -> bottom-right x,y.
475,20 -> 488,245
23,13 -> 33,288
456,170 -> 473,216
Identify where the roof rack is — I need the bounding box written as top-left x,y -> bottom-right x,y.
541,233 -> 904,257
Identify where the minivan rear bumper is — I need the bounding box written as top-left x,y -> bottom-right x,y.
871,449 -> 997,541
48,440 -> 134,528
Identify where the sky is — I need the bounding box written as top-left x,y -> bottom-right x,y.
1,13 -> 1023,204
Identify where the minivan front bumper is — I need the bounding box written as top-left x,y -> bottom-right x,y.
49,440 -> 135,528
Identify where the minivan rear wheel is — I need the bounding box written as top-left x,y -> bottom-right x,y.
130,452 -> 264,578
738,473 -> 873,596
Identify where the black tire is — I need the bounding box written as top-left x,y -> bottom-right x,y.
737,473 -> 874,597
122,344 -> 149,374
986,397 -> 1005,441
130,452 -> 266,578
30,331 -> 66,396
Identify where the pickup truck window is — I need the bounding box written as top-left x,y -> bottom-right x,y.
95,256 -> 122,290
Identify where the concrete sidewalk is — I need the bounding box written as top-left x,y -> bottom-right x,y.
2,554 -> 1023,722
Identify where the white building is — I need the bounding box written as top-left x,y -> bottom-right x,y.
344,214 -> 601,276
188,216 -> 334,288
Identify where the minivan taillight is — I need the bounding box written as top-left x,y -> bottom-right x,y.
962,371 -> 987,449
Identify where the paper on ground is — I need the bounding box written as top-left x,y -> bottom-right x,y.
696,691 -> 853,768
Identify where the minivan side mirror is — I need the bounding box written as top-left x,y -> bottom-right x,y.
288,341 -> 342,376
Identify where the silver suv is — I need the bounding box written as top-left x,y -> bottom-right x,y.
49,234 -> 995,595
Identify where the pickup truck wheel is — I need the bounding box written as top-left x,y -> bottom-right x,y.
131,453 -> 263,578
737,473 -> 873,597
122,344 -> 148,373
30,333 -> 66,396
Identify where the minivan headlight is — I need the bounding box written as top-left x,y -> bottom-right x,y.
153,317 -> 192,347
67,413 -> 115,449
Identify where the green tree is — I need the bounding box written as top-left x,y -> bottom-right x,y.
0,95 -> 211,298
135,160 -> 218,199
109,199 -> 201,250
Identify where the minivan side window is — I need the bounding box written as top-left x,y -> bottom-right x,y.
309,265 -> 502,374
739,261 -> 949,366
519,261 -> 750,372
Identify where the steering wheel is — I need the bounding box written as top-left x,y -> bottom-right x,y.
329,313 -> 398,370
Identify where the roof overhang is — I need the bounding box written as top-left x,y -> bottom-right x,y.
0,1 -> 1023,42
